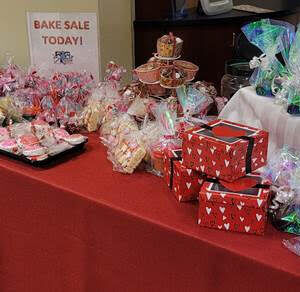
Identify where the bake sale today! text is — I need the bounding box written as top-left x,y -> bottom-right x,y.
32,20 -> 91,45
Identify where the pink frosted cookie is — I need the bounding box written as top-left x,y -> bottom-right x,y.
0,127 -> 9,136
22,144 -> 46,157
0,127 -> 9,142
0,138 -> 19,153
17,134 -> 39,147
53,128 -> 70,141
48,141 -> 72,156
26,154 -> 49,161
64,134 -> 87,145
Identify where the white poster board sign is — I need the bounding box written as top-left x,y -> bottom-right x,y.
27,12 -> 100,81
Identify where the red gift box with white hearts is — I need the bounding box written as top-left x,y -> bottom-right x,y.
182,119 -> 268,182
198,174 -> 271,235
163,149 -> 204,202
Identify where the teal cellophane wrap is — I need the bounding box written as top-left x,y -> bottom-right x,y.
281,162 -> 300,234
287,24 -> 300,72
242,19 -> 295,97
278,193 -> 300,235
276,24 -> 300,115
271,19 -> 295,61
176,85 -> 213,119
265,146 -> 300,235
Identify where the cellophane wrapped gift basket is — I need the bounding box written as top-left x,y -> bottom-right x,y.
242,19 -> 294,97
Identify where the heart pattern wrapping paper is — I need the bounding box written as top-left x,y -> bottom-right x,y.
163,149 -> 204,202
182,119 -> 269,182
198,174 -> 271,235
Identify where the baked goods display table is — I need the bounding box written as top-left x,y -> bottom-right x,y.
219,86 -> 300,156
0,133 -> 299,292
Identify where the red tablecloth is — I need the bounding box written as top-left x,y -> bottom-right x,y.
0,133 -> 299,292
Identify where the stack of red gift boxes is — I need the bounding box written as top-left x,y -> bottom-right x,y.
163,119 -> 271,235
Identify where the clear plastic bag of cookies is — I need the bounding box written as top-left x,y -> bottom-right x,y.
106,129 -> 146,174
100,113 -> 138,148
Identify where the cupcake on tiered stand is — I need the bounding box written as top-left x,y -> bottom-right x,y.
156,32 -> 183,59
173,60 -> 199,82
160,66 -> 186,89
134,32 -> 199,99
134,62 -> 161,84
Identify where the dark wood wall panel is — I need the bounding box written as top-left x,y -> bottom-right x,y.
135,0 -> 172,20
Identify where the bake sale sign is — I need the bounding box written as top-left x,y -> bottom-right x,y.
27,12 -> 100,81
